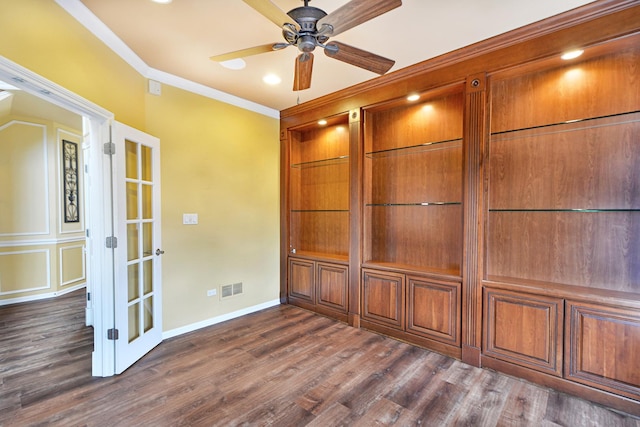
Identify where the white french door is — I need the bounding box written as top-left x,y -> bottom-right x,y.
112,122 -> 163,374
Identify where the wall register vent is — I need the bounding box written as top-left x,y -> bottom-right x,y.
221,282 -> 243,299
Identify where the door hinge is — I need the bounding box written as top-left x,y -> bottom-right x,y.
107,328 -> 119,340
106,236 -> 118,248
103,142 -> 115,155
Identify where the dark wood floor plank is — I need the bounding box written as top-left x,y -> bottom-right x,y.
2,290 -> 639,426
497,380 -> 550,426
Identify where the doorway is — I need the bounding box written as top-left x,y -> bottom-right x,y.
0,56 -> 116,376
0,56 -> 164,377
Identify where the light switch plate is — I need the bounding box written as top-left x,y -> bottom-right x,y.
183,213 -> 198,225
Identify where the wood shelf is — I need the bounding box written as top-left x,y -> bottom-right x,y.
365,138 -> 461,158
290,155 -> 349,169
490,109 -> 640,138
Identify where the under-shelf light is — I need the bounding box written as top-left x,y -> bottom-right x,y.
407,94 -> 420,102
318,119 -> 328,126
561,49 -> 584,60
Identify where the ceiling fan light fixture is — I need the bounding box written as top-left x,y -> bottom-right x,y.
218,0 -> 402,91
263,74 -> 282,85
151,0 -> 172,4
220,59 -> 246,70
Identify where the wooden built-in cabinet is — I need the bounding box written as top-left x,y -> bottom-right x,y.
288,257 -> 348,319
481,33 -> 640,409
359,88 -> 464,358
280,3 -> 640,416
566,301 -> 640,402
484,288 -> 563,377
285,113 -> 351,321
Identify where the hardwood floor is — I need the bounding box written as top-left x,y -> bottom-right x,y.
1,290 -> 638,426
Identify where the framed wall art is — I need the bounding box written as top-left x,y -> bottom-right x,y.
62,139 -> 79,223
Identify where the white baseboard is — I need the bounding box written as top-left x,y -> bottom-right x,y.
162,299 -> 281,340
0,282 -> 86,306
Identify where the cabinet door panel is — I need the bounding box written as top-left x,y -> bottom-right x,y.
317,263 -> 348,312
362,269 -> 405,329
484,288 -> 563,376
566,301 -> 640,400
407,277 -> 461,346
288,258 -> 315,303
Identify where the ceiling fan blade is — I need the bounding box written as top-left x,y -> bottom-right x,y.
293,53 -> 314,91
324,41 -> 395,75
242,0 -> 300,31
210,43 -> 284,62
317,0 -> 401,37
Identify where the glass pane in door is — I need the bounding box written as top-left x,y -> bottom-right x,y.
143,296 -> 153,332
125,140 -> 137,179
128,303 -> 140,343
142,222 -> 152,257
141,145 -> 152,181
125,138 -> 156,346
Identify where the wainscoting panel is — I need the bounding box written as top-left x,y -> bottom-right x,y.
0,249 -> 50,295
0,120 -> 49,236
60,244 -> 85,286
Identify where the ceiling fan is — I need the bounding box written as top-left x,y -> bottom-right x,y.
210,0 -> 402,91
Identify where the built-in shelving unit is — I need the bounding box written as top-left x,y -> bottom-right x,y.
359,88 -> 464,357
482,34 -> 640,406
286,113 -> 351,320
280,4 -> 640,416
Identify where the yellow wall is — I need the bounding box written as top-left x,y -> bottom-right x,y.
0,1 -> 280,329
0,116 -> 86,300
145,87 -> 280,329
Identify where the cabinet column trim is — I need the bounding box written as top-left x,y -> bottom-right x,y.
348,108 -> 362,327
461,73 -> 487,366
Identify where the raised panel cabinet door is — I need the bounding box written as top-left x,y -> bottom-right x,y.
566,301 -> 640,400
362,269 -> 405,329
407,276 -> 461,346
288,258 -> 315,303
317,263 -> 348,312
484,288 -> 563,376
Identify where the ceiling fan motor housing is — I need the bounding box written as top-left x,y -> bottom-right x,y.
286,6 -> 329,52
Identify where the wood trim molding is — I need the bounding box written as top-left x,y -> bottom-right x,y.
461,73 -> 486,366
281,1 -> 640,119
348,109 -> 362,326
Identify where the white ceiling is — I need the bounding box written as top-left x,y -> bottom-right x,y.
72,0 -> 594,112
0,88 -> 82,129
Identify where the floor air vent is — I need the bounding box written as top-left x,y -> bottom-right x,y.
221,282 -> 243,299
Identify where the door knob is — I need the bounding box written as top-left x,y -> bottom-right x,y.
155,249 -> 165,256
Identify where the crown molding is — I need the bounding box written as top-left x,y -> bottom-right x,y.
54,0 -> 279,119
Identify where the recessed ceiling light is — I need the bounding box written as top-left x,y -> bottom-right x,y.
151,0 -> 172,4
561,49 -> 584,60
407,94 -> 420,102
220,59 -> 246,70
318,119 -> 328,126
263,74 -> 281,85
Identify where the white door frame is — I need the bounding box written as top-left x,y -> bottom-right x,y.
0,56 -> 117,376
